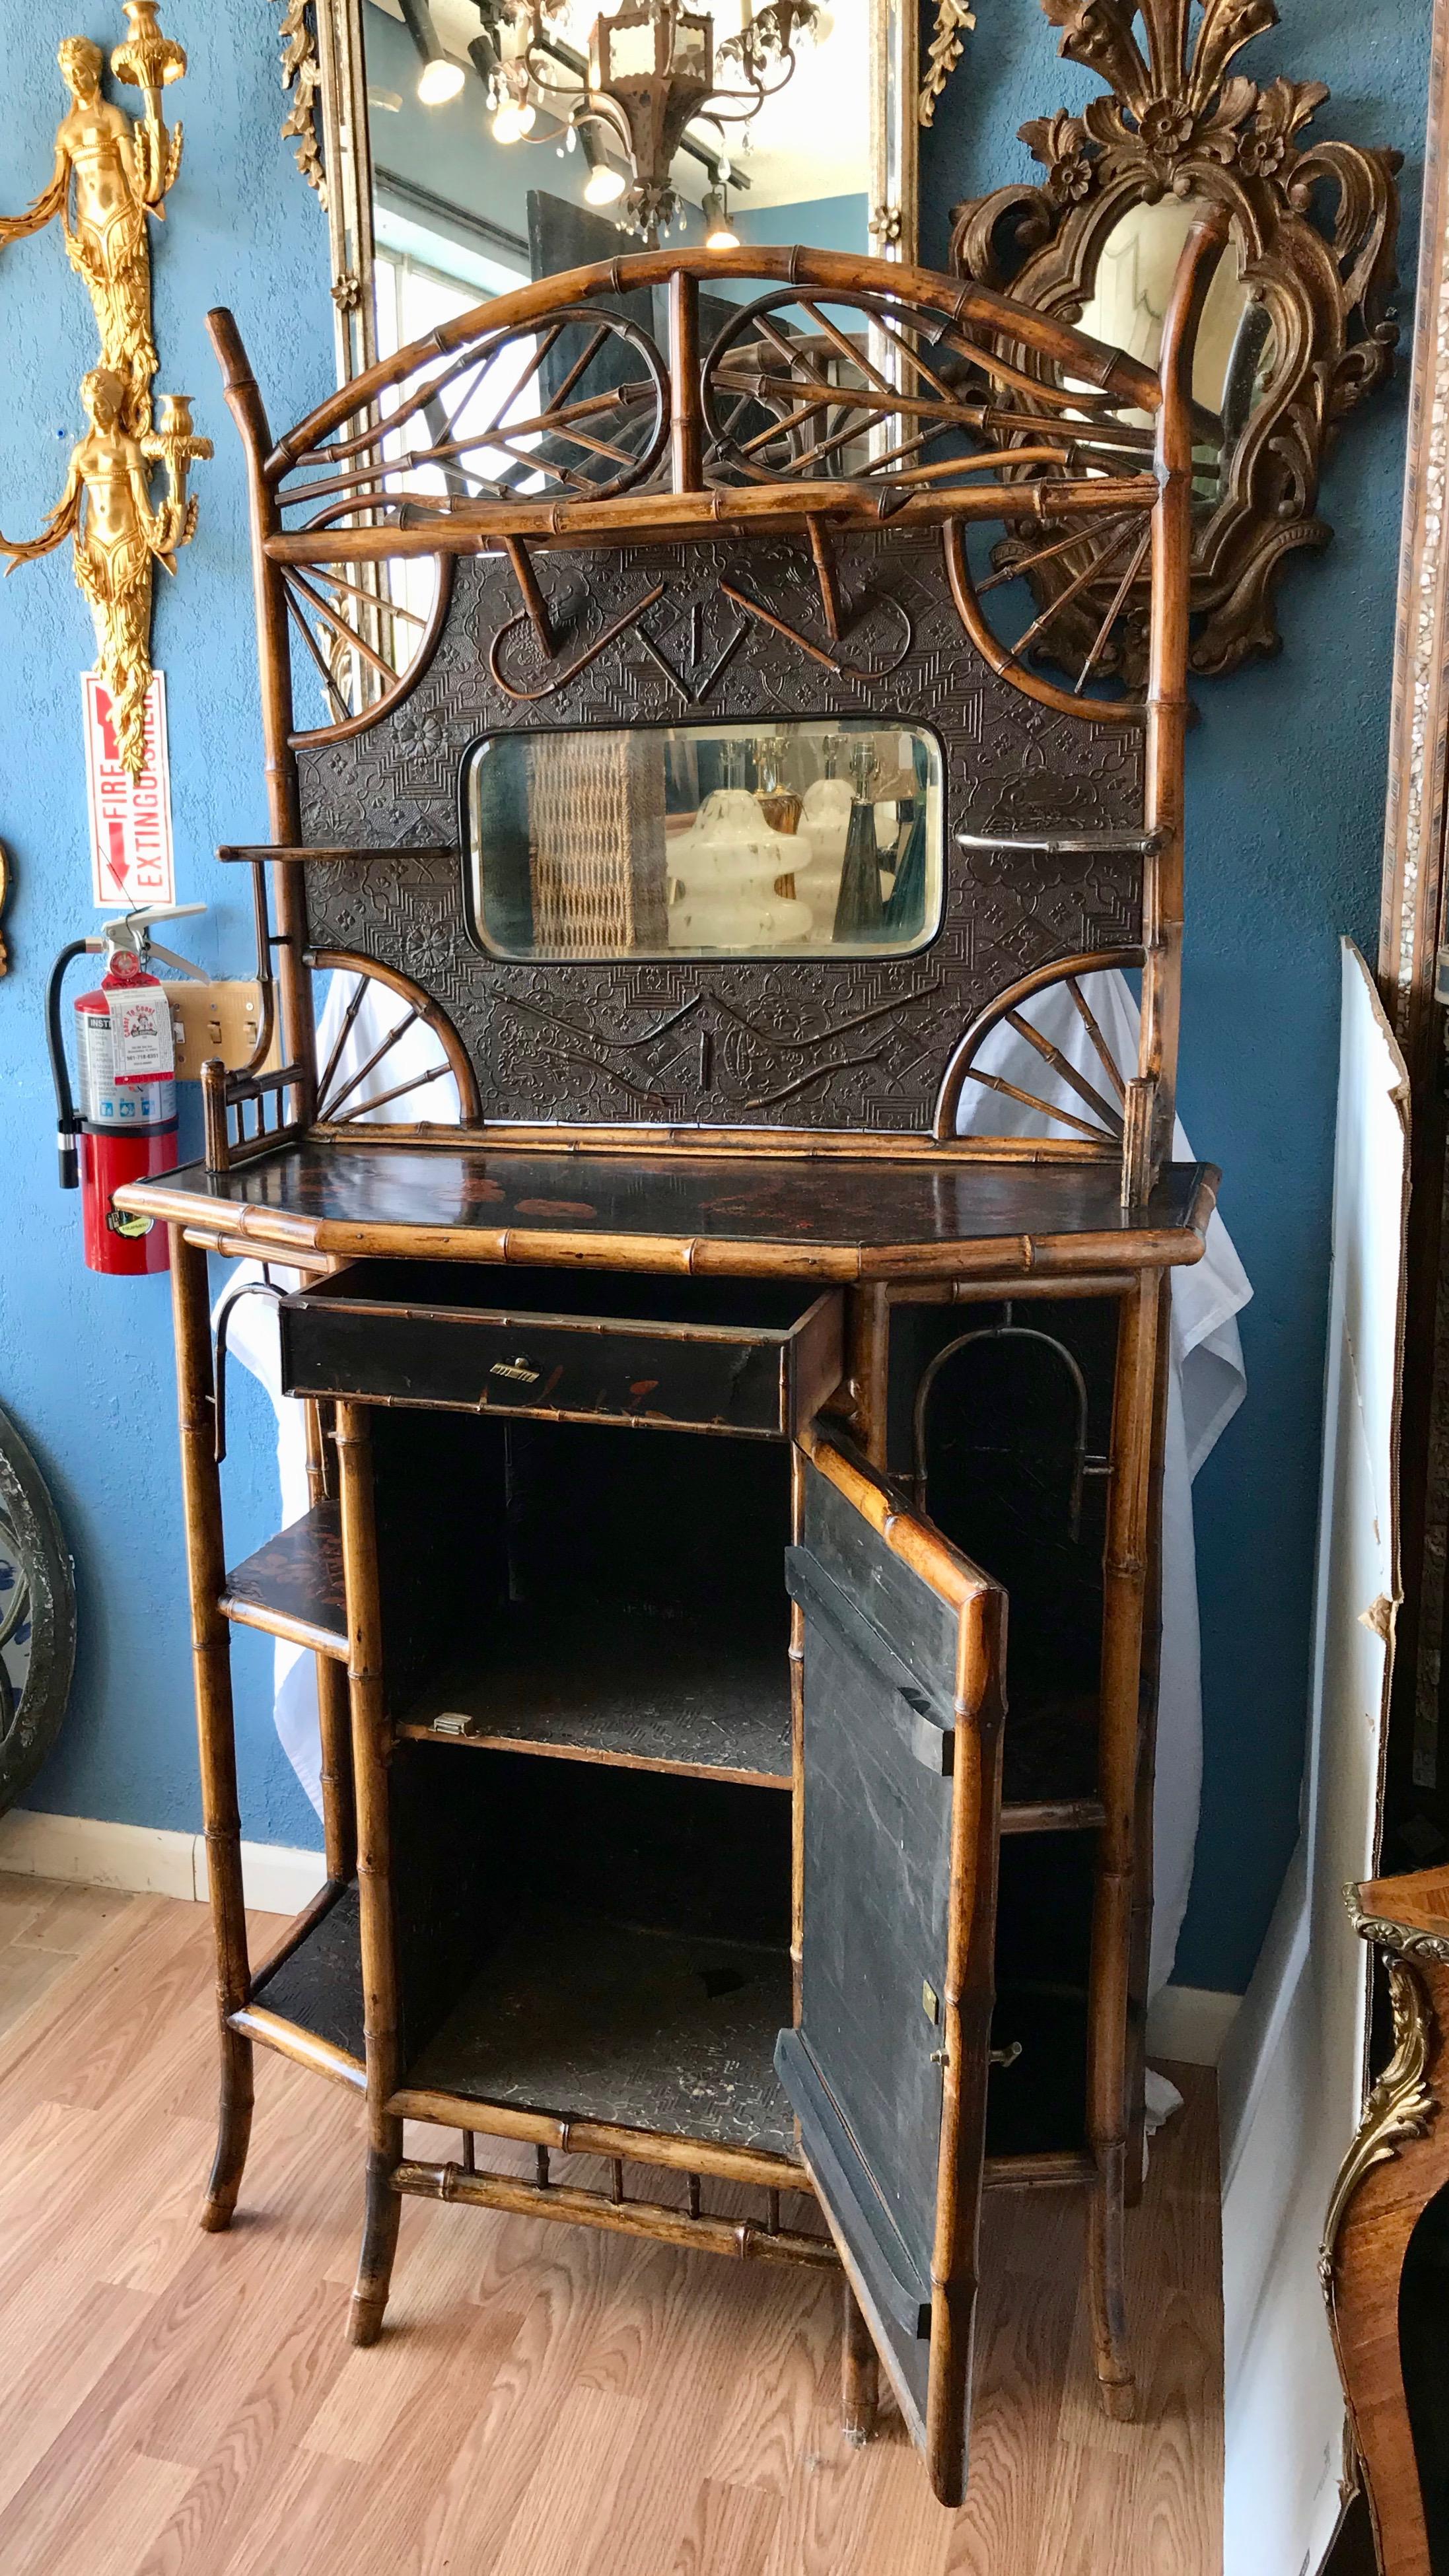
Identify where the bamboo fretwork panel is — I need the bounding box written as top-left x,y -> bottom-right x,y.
297,530 -> 1146,1134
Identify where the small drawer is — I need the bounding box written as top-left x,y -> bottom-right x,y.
279,1261 -> 843,1441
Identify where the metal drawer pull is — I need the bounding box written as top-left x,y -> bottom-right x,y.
488,1356 -> 540,1384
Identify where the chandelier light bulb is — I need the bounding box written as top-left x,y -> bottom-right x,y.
584,161 -> 627,205
492,96 -> 525,140
703,188 -> 739,251
416,55 -> 465,104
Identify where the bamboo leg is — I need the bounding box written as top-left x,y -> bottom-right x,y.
1126,1273 -> 1172,2206
334,1401 -> 402,2346
1085,1272 -> 1161,2418
171,1230 -> 255,2232
841,2281 -> 880,2447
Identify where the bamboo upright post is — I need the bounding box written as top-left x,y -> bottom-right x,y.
668,269 -> 703,493
170,1229 -> 255,2231
333,1399 -> 403,2345
207,308 -> 316,1117
1084,1270 -> 1162,2415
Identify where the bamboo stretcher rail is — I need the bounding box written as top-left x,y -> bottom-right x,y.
886,1272 -> 1137,1302
219,1593 -> 347,1659
393,2156 -> 839,2268
386,2088 -> 805,2189
261,473 -> 1160,564
229,2004 -> 366,2092
120,1197 -> 1220,1285
288,1123 -> 1127,1162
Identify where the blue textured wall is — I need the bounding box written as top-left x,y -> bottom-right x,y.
922,0 -> 1431,1990
0,3 -> 1431,1995
0,3 -> 334,1850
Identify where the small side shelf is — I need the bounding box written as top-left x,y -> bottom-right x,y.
220,1502 -> 346,1659
401,1607 -> 792,1788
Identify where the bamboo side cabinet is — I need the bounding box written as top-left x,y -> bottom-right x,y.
115,222 -> 1233,2507
139,1144 -> 1216,2506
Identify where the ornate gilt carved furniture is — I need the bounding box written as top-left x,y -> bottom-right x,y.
1324,1868 -> 1449,2575
947,0 -> 1401,681
118,222 -> 1226,2504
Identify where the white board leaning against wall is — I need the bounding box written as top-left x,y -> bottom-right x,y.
1219,942 -> 1409,2576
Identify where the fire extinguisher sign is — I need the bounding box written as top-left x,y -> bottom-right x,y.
81,671 -> 176,911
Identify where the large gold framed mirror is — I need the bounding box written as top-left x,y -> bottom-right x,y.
272,0 -> 922,392
946,0 -> 1401,680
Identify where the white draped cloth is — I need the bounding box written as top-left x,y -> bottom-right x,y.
223,965 -> 1249,2010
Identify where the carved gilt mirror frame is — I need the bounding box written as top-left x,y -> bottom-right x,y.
947,0 -> 1401,679
273,0 -> 923,397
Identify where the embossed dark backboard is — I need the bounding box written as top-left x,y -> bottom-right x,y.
299,529 -> 1145,1133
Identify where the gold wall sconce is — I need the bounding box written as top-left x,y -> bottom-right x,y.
0,4 -> 207,775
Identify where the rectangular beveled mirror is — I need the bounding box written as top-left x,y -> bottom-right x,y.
465,716 -> 944,960
283,1 -> 921,395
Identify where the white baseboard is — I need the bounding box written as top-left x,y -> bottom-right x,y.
1147,1982 -> 1242,2068
0,1809 -> 1246,2062
0,1807 -> 328,1916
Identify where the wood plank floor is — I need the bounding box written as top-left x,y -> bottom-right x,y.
0,1873 -> 1224,2575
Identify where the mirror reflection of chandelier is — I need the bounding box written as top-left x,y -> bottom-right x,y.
474,0 -> 830,240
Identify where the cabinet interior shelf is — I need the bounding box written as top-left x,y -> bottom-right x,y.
221,1506 -> 1108,1823
402,1608 -> 793,1788
250,1882 -> 1092,2171
254,1884 -> 797,2158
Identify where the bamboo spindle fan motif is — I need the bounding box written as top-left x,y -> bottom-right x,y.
938,961 -> 1139,1148
309,955 -> 479,1129
699,287 -> 1158,709
267,283 -> 1163,734
271,307 -> 670,742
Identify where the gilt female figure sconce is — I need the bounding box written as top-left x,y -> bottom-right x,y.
0,4 -> 206,775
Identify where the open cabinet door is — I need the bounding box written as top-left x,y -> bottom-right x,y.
776,1434 -> 1007,2507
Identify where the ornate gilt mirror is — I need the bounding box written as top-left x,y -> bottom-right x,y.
267,0 -> 925,713
273,0 -> 921,387
947,0 -> 1401,679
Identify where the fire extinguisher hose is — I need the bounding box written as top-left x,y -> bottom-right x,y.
46,940 -> 95,1191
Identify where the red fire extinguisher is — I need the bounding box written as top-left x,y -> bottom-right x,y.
47,905 -> 206,1276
